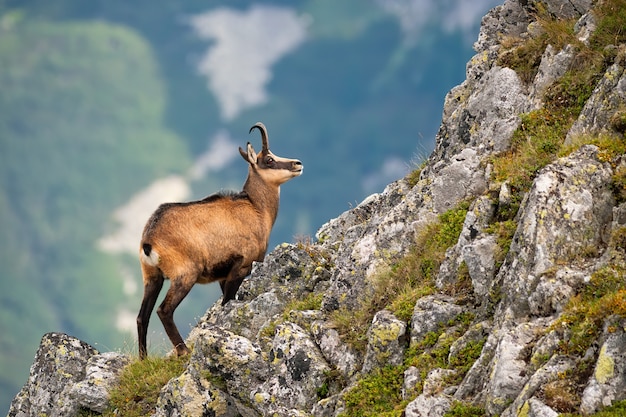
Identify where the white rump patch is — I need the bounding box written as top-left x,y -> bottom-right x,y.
140,248 -> 160,267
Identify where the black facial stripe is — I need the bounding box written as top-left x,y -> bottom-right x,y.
258,154 -> 295,170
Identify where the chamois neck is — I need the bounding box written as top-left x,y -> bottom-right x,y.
242,168 -> 280,224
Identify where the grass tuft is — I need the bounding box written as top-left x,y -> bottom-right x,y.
104,355 -> 188,417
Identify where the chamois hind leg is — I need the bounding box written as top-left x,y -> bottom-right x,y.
221,257 -> 251,306
157,276 -> 196,356
137,264 -> 164,359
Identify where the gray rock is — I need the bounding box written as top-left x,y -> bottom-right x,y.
402,366 -> 421,401
437,196 -> 497,297
478,319 -> 553,416
404,393 -> 451,417
530,44 -> 576,106
502,355 -> 576,417
362,310 -> 407,373
422,368 -> 457,397
311,320 -> 360,380
575,12 -> 597,45
543,0 -> 592,18
410,295 -> 463,347
567,48 -> 626,142
430,148 -> 487,213
254,322 -> 330,415
474,0 -> 530,53
580,318 -> 626,414
523,398 -> 559,417
8,333 -> 98,417
500,145 -> 614,318
70,352 -> 130,413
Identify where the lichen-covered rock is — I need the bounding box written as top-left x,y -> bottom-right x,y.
69,352 -> 130,413
580,318 -> 626,414
500,145 -> 614,319
404,392 -> 451,417
254,322 -> 330,415
521,398 -> 559,417
410,295 -> 463,347
477,319 -> 553,416
502,355 -> 576,417
362,310 -> 407,373
154,370 -> 241,417
8,333 -> 98,417
187,324 -> 269,395
310,320 -> 360,380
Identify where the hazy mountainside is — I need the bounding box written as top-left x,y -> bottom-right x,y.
0,17 -> 189,409
0,0 -> 498,412
8,0 -> 626,416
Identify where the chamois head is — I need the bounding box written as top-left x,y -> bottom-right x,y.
239,122 -> 303,186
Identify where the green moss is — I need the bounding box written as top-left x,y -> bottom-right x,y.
444,401 -> 486,417
340,366 -> 406,417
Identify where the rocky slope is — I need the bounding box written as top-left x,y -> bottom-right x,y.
8,0 -> 626,416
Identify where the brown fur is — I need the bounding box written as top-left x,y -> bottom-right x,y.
137,122 -> 302,358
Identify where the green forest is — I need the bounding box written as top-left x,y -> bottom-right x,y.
0,0 -> 495,411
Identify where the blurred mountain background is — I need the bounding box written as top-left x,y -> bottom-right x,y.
0,0 -> 499,411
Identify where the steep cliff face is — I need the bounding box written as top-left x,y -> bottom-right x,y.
9,0 -> 626,416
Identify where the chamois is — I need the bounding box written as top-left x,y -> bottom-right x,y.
137,122 -> 303,359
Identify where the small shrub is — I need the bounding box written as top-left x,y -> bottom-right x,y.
543,378 -> 580,413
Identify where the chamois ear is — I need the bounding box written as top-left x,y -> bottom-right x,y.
239,142 -> 257,165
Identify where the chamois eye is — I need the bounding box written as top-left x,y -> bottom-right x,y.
266,157 -> 275,166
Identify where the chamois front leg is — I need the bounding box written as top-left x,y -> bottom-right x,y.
157,276 -> 196,357
220,256 -> 251,306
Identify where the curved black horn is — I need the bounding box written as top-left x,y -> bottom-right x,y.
249,122 -> 269,151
